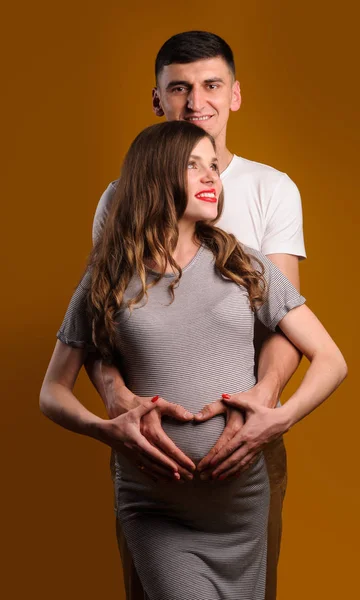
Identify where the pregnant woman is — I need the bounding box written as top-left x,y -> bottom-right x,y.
40,121 -> 347,600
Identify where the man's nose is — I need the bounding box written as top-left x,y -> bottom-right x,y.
187,88 -> 206,112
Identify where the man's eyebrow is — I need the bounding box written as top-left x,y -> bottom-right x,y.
203,77 -> 224,84
166,80 -> 190,90
165,77 -> 225,90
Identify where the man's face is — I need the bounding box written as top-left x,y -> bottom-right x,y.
153,57 -> 241,143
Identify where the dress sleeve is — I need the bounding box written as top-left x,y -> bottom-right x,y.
261,173 -> 306,259
244,246 -> 306,331
92,180 -> 118,245
56,270 -> 96,351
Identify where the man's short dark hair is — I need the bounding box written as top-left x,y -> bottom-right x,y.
155,31 -> 235,82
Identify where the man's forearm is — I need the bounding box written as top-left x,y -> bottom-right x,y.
84,354 -> 137,417
255,332 -> 302,408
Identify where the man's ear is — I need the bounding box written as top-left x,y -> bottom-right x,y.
152,87 -> 165,117
230,80 -> 241,113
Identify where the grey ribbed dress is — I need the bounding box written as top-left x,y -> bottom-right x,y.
57,245 -> 305,600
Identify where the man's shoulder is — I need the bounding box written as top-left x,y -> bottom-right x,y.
224,155 -> 300,203
92,179 -> 119,244
225,155 -> 287,183
98,179 -> 119,209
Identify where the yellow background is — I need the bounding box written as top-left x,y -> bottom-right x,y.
1,1 -> 359,598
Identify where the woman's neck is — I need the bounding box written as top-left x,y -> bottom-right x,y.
145,221 -> 200,273
171,222 -> 200,270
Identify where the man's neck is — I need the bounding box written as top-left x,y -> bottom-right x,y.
216,145 -> 233,174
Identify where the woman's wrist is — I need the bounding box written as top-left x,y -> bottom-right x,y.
107,383 -> 140,417
82,413 -> 110,442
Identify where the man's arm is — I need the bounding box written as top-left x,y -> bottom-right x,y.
254,172 -> 304,404
252,253 -> 302,408
266,253 -> 300,290
205,303 -> 347,480
84,353 -> 137,417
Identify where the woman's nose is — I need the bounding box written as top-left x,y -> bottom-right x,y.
200,173 -> 213,184
200,168 -> 218,183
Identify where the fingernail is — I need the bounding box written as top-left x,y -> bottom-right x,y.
184,411 -> 193,418
218,474 -> 226,481
173,472 -> 180,480
194,412 -> 203,419
151,395 -> 159,403
222,393 -> 231,399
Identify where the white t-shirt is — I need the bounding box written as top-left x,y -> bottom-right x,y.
92,154 -> 306,258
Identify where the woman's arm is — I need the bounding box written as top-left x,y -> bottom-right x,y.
40,340 -> 182,475
272,304 -> 347,426
40,341 -> 100,435
207,304 -> 347,479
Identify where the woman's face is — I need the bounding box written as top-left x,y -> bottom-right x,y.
182,136 -> 222,224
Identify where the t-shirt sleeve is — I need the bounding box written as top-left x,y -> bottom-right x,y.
56,270 -> 96,351
261,173 -> 306,259
244,246 -> 306,331
92,180 -> 118,245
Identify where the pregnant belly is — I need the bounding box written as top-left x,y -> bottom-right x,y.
161,414 -> 226,464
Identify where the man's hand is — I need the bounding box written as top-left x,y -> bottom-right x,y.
193,400 -> 245,480
202,392 -> 290,480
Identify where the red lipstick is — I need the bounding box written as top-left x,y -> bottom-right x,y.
195,189 -> 217,203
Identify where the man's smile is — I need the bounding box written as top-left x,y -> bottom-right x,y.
185,115 -> 214,122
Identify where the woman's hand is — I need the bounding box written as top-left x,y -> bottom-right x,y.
202,393 -> 289,480
195,390 -> 289,480
97,395 -> 196,482
94,398 -> 178,481
193,399 -> 245,480
138,396 -> 196,481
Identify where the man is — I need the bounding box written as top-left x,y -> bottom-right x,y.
87,31 -> 306,600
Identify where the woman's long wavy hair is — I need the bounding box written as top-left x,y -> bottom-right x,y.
87,121 -> 266,361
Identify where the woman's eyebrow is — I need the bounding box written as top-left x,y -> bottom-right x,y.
189,155 -> 218,162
